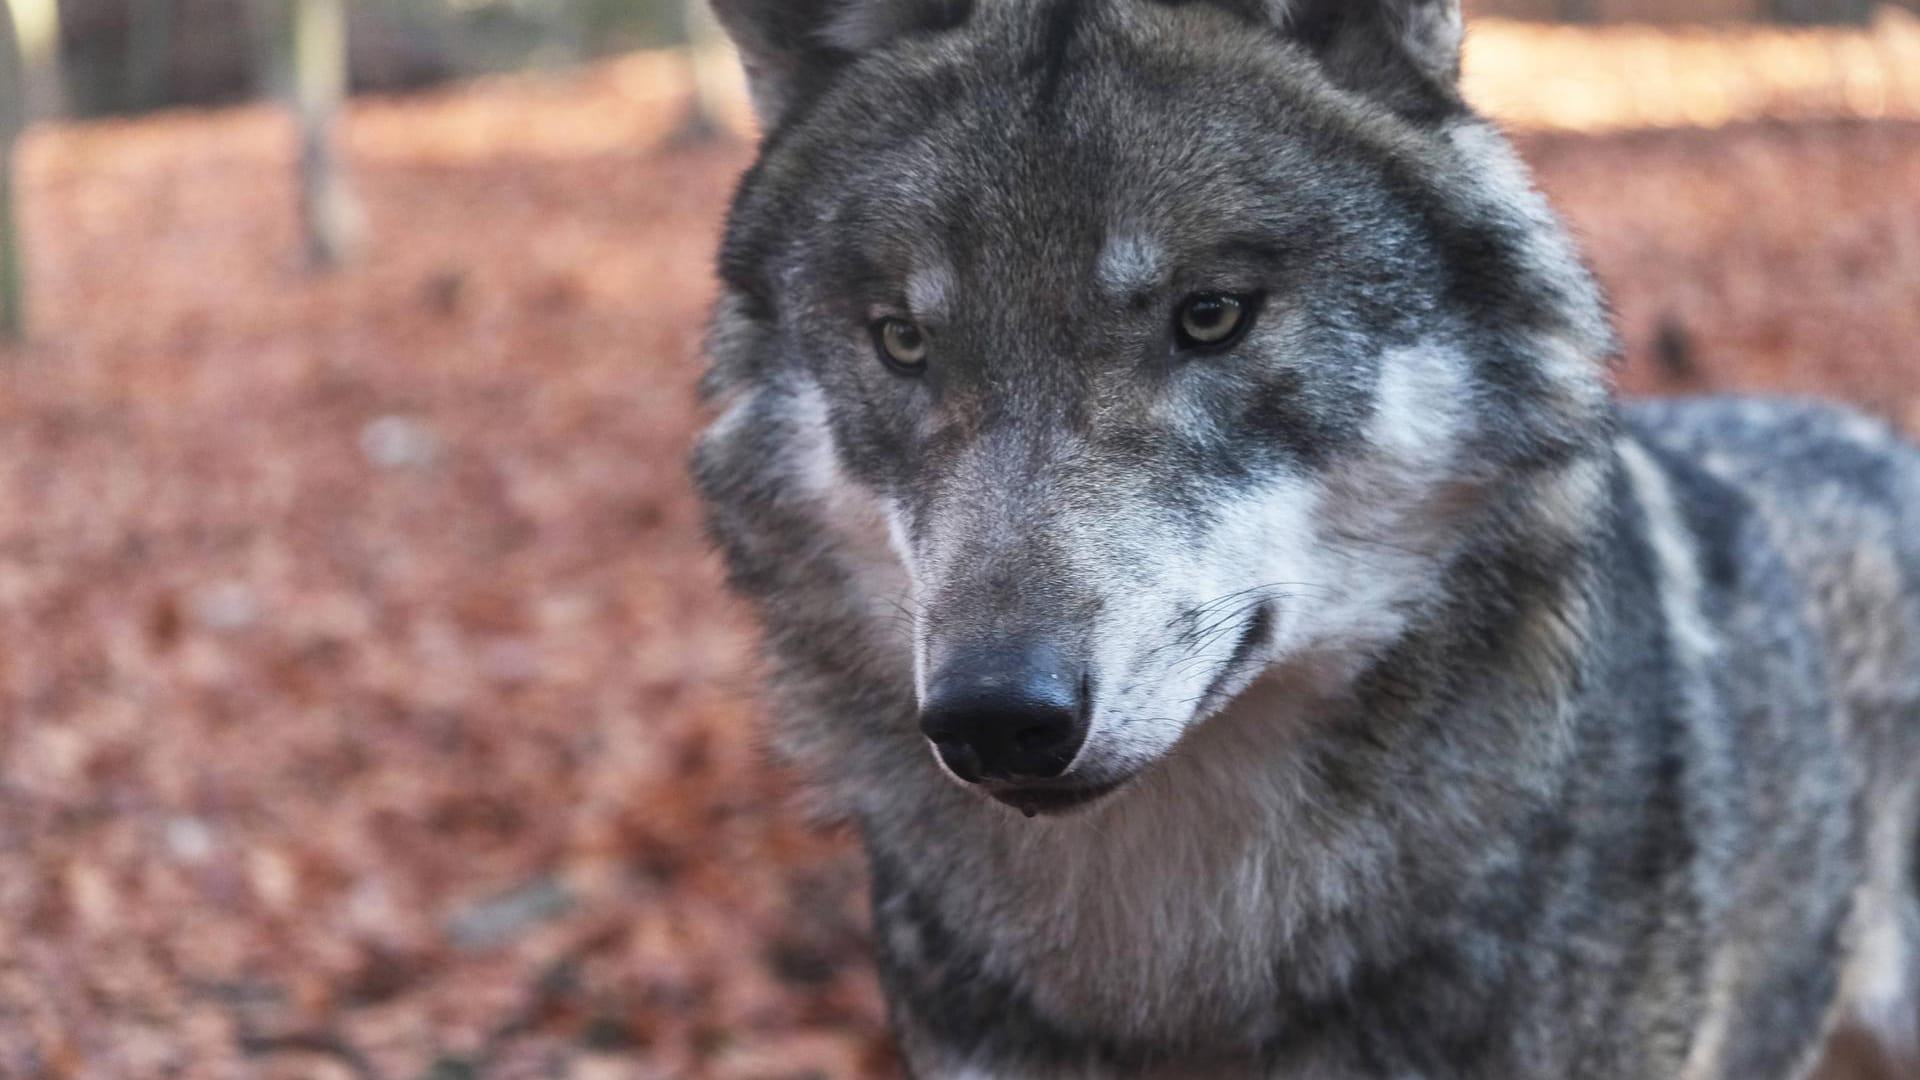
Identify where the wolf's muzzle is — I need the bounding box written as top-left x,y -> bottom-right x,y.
919,644 -> 1090,786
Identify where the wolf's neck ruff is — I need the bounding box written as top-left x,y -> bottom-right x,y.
855,445 -> 1620,1053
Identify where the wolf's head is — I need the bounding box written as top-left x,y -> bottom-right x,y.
696,0 -> 1615,818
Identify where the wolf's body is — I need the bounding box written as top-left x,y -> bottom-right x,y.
690,0 -> 1920,1075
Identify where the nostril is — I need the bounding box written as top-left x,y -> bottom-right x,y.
927,733 -> 983,784
923,704 -> 1082,782
919,645 -> 1093,784
931,733 -> 968,756
1014,724 -> 1068,752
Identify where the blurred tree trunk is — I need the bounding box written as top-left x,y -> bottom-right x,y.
8,0 -> 61,119
548,0 -> 590,69
681,0 -> 730,139
262,0 -> 361,270
1,0 -> 26,342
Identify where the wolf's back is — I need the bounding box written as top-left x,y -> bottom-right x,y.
1620,396 -> 1920,1074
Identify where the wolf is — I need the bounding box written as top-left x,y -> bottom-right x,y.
689,0 -> 1920,1075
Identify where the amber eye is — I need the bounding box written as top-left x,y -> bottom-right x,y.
873,318 -> 929,374
1174,293 -> 1259,351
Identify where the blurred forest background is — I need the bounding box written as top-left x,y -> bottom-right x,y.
20,1 -> 710,119
7,0 -> 1920,120
2,1 -> 1920,1079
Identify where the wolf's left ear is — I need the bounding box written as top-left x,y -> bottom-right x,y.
710,0 -> 972,128
1262,0 -> 1466,120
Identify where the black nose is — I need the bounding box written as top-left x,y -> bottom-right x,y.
919,646 -> 1089,784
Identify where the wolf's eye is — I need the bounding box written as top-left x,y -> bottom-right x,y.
874,318 -> 929,374
1175,293 -> 1259,352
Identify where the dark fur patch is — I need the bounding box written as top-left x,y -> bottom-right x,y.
1031,0 -> 1094,108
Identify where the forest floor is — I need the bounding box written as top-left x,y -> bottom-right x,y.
2,20 -> 1919,1080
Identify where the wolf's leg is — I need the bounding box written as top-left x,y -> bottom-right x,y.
1808,904 -> 1920,1079
1810,781 -> 1920,1080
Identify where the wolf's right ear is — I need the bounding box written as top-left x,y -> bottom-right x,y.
1199,0 -> 1464,121
710,0 -> 973,128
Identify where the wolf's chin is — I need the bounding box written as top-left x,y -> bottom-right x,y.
986,779 -> 1128,819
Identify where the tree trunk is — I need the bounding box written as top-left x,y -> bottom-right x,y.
681,0 -> 731,139
8,0 -> 61,120
275,0 -> 361,270
547,0 -> 590,70
1,0 -> 26,343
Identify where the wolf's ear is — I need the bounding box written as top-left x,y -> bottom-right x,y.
1230,0 -> 1463,120
710,0 -> 973,127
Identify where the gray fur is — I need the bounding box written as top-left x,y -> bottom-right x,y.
691,0 -> 1920,1075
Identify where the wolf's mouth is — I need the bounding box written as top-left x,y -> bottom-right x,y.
987,780 -> 1126,819
1192,603 -> 1278,718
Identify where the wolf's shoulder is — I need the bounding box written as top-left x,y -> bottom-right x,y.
1621,394 -> 1920,582
1622,394 -> 1920,770
1623,395 -> 1920,530
1625,395 -> 1917,488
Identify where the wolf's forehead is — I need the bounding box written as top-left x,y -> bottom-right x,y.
835,161 -> 1160,302
797,5 -> 1391,302
883,227 -> 1164,319
835,116 -> 1255,287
